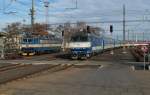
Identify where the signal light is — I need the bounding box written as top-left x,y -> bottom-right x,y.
87,26 -> 90,33
62,30 -> 64,36
110,25 -> 113,33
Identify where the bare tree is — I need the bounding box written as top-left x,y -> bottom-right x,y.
3,22 -> 22,54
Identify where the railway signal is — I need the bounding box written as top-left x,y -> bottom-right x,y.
110,25 -> 113,33
62,30 -> 64,37
110,25 -> 114,55
87,26 -> 90,33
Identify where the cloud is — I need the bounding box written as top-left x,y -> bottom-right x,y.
49,0 -> 150,22
1,0 -> 150,40
48,0 -> 150,40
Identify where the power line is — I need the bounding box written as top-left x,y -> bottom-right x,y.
104,29 -> 150,32
15,0 -> 43,12
123,4 -> 126,42
44,0 -> 50,31
47,19 -> 150,25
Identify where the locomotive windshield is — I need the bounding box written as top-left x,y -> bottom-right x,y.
71,35 -> 89,42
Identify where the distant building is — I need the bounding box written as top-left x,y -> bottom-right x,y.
0,32 -> 7,59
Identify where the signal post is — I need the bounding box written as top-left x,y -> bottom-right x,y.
110,25 -> 114,55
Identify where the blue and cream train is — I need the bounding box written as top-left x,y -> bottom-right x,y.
20,35 -> 62,56
64,30 -> 122,59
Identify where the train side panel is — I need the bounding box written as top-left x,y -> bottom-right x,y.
91,35 -> 103,53
21,37 -> 61,56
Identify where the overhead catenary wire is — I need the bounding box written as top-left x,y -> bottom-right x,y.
1,1 -> 150,29
4,0 -> 150,21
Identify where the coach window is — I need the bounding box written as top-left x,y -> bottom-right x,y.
28,39 -> 32,43
23,39 -> 27,43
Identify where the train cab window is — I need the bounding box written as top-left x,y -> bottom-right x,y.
71,35 -> 89,42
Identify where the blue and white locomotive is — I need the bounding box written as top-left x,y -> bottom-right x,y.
65,27 -> 121,59
21,35 -> 62,56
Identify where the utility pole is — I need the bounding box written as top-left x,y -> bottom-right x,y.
116,35 -> 119,41
44,0 -> 50,32
30,0 -> 35,34
123,4 -> 126,42
123,4 -> 126,53
135,33 -> 138,42
143,32 -> 145,42
75,0 -> 78,9
127,30 -> 130,47
110,25 -> 114,55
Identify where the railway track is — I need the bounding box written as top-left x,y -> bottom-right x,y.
0,63 -> 73,85
0,62 -> 103,85
0,64 -> 30,72
23,52 -> 64,61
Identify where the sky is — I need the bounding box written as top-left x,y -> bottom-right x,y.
0,0 -> 150,40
